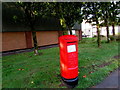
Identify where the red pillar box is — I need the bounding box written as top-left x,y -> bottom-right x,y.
59,35 -> 78,86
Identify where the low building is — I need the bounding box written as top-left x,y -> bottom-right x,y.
81,20 -> 119,38
1,3 -> 82,52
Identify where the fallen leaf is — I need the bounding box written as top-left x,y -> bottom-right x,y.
83,75 -> 86,78
18,68 -> 24,71
89,71 -> 93,74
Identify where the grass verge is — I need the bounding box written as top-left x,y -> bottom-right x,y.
2,39 -> 119,88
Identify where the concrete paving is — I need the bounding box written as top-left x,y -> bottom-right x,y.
95,69 -> 120,88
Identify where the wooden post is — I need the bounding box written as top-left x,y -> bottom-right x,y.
58,31 -> 63,37
78,30 -> 82,41
25,31 -> 33,48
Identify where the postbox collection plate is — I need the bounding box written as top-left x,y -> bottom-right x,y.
67,45 -> 76,53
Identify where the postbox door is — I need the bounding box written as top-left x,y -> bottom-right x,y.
66,41 -> 78,79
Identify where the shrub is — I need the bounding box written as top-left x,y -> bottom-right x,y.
109,35 -> 120,42
115,35 -> 120,41
110,35 -> 115,41
100,35 -> 105,37
93,35 -> 97,37
80,38 -> 97,44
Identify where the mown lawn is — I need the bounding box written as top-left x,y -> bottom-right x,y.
2,39 -> 119,88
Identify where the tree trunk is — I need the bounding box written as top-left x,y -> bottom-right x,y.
32,31 -> 39,55
112,24 -> 116,41
97,26 -> 101,48
69,30 -> 72,35
24,5 -> 39,55
68,27 -> 72,35
79,30 -> 82,41
106,25 -> 110,43
96,19 -> 101,48
112,24 -> 115,36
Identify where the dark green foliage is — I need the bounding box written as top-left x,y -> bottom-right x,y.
109,2 -> 120,26
100,2 -> 112,43
82,2 -> 102,47
49,2 -> 83,35
100,2 -> 119,42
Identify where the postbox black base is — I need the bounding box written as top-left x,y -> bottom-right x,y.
62,77 -> 78,88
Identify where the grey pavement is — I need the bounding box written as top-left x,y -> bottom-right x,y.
95,69 -> 120,88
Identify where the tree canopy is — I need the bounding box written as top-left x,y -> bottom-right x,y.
82,2 -> 102,47
2,2 -> 119,49
48,2 -> 83,34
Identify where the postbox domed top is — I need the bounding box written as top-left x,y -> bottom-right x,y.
59,35 -> 78,42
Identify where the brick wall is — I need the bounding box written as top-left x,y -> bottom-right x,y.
2,31 -> 59,52
36,31 -> 59,46
2,32 -> 27,52
2,30 -> 81,52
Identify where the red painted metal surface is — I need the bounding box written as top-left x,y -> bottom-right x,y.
59,35 -> 78,79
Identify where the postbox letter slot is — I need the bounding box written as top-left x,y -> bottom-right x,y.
67,41 -> 76,43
